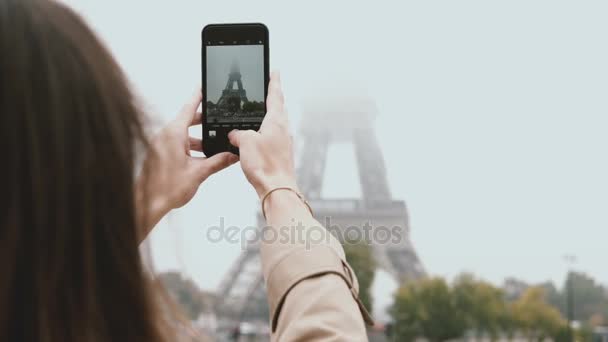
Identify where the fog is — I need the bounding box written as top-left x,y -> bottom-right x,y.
63,0 -> 608,298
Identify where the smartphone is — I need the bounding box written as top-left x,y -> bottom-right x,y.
201,23 -> 270,156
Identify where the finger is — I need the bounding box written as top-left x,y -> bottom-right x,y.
263,72 -> 288,129
191,152 -> 238,181
266,71 -> 284,115
228,130 -> 242,147
189,137 -> 203,152
177,88 -> 203,126
228,129 -> 257,148
261,108 -> 289,131
190,111 -> 202,126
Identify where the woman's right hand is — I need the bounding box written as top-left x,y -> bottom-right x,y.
228,72 -> 298,198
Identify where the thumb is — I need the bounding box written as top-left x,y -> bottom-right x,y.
191,152 -> 238,182
228,129 -> 243,148
228,129 -> 257,148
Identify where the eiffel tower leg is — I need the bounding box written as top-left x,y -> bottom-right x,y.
297,132 -> 329,199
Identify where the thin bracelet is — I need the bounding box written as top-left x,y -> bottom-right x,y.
261,186 -> 314,220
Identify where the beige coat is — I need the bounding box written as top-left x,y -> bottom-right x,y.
261,192 -> 375,341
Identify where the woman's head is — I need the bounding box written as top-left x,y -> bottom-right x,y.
0,0 -> 166,340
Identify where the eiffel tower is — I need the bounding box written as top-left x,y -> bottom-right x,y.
214,95 -> 426,328
216,61 -> 248,111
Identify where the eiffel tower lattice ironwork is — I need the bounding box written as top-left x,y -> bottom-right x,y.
216,61 -> 248,110
214,95 -> 426,327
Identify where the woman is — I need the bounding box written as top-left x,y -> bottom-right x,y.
0,0 -> 372,341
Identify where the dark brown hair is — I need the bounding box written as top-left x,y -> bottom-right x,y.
0,0 -> 170,340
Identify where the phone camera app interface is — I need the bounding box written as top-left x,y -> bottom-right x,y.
206,42 -> 264,126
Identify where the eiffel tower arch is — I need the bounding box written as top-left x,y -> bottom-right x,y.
215,95 -> 426,329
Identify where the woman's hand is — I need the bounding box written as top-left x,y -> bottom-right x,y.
228,72 -> 298,199
136,90 -> 238,239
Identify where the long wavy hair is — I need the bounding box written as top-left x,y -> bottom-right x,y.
0,0 -> 177,340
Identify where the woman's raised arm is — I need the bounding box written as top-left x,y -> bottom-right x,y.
228,72 -> 373,341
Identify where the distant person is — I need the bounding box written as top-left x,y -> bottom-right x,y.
0,0 -> 371,341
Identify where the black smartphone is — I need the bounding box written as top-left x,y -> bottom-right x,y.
201,23 -> 269,156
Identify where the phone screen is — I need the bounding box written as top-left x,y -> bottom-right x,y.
206,43 -> 264,126
202,24 -> 269,156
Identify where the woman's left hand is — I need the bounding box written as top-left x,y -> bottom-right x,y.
136,90 -> 238,239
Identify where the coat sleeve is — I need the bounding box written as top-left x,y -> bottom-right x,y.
260,222 -> 374,342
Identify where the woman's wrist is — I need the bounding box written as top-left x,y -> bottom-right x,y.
255,175 -> 299,199
135,178 -> 171,242
262,187 -> 312,222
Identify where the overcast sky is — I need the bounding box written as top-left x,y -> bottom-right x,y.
206,45 -> 264,103
63,0 -> 607,307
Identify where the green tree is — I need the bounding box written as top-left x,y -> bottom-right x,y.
391,278 -> 466,342
242,100 -> 264,113
343,242 -> 375,311
452,273 -> 507,340
504,273 -> 608,328
576,324 -> 595,342
511,287 -> 566,341
566,272 -> 608,323
389,285 -> 422,342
